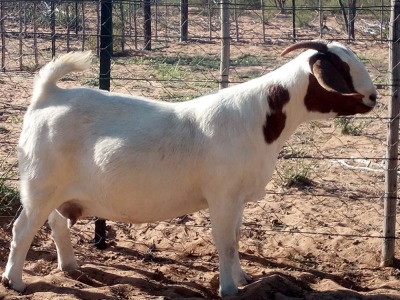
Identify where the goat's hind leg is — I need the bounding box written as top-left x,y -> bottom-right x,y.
2,206 -> 53,292
48,210 -> 79,271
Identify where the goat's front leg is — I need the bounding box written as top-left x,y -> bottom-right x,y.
209,200 -> 247,297
48,210 -> 79,271
233,210 -> 253,286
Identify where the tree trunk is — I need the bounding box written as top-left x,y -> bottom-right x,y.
338,0 -> 356,40
338,0 -> 349,34
274,0 -> 286,14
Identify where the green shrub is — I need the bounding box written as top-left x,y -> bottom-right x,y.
0,179 -> 20,216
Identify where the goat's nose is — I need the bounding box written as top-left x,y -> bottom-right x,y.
369,93 -> 377,104
364,93 -> 377,108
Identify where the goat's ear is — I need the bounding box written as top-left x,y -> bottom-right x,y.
309,54 -> 362,98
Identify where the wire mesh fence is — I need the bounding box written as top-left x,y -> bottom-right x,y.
0,0 -> 399,298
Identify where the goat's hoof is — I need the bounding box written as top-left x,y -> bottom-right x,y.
219,285 -> 239,297
1,275 -> 26,292
59,261 -> 80,271
1,275 -> 10,287
236,271 -> 253,286
243,271 -> 253,283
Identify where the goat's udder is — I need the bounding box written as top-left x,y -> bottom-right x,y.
57,201 -> 83,228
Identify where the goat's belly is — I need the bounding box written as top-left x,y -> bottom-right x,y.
82,187 -> 208,224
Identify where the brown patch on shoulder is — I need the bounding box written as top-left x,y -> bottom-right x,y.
263,84 -> 290,144
57,201 -> 83,228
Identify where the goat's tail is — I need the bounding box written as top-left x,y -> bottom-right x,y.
32,51 -> 92,104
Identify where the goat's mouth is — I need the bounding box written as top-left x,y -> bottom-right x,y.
352,92 -> 376,114
357,100 -> 374,114
362,93 -> 377,108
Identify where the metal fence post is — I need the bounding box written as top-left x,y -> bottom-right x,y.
180,0 -> 188,42
95,0 -> 113,250
99,0 -> 113,91
144,0 -> 151,50
292,0 -> 296,41
119,0 -> 125,52
220,0 -> 230,89
381,0 -> 400,267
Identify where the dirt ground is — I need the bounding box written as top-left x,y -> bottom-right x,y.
1,9 -> 400,300
1,190 -> 400,299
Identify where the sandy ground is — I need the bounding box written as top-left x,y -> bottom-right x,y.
1,189 -> 400,299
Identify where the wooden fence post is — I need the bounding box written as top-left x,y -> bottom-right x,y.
220,0 -> 230,89
18,1 -> 22,69
33,2 -> 38,66
208,0 -> 213,40
233,0 -> 239,41
50,0 -> 56,57
319,0 -> 323,38
261,0 -> 266,43
0,1 -> 4,71
381,0 -> 400,267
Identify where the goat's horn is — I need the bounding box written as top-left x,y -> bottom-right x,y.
280,40 -> 330,56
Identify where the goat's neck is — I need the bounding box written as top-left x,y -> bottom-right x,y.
262,63 -> 311,150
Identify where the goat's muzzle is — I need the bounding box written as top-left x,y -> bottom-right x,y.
356,93 -> 377,114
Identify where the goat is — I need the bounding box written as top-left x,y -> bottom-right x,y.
2,41 -> 377,297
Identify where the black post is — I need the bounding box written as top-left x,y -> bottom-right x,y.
180,0 -> 188,41
75,1 -> 79,35
99,0 -> 113,91
144,0 -> 151,50
95,0 -> 113,250
94,218 -> 107,249
291,0 -> 296,42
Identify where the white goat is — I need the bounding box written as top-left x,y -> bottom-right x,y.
2,41 -> 376,296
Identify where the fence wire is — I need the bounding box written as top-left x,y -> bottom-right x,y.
0,0 -> 399,298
